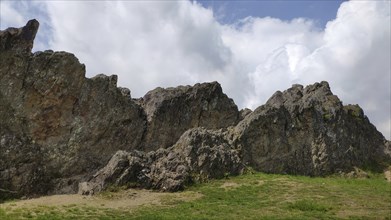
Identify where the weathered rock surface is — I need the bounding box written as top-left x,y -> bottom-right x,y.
0,20 -> 240,198
139,82 -> 239,151
0,19 -> 39,54
233,82 -> 390,175
82,81 -> 391,192
0,20 -> 146,198
79,128 -> 243,194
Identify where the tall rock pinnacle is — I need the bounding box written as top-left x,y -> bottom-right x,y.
0,19 -> 39,53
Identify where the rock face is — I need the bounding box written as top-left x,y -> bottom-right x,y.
0,20 -> 146,198
80,82 -> 390,193
0,20 -> 390,199
79,128 -> 243,194
139,82 -> 239,151
0,20 -> 240,198
233,82 -> 390,175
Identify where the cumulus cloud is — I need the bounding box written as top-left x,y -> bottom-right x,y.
44,1 -> 231,97
0,1 -> 25,27
220,1 -> 390,138
1,0 -> 389,139
296,1 -> 390,138
221,17 -> 324,107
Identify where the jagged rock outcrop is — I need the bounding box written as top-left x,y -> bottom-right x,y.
239,108 -> 252,120
233,82 -> 390,175
0,20 -> 240,198
0,19 -> 39,54
0,20 -> 146,198
79,128 -> 243,194
138,82 -> 239,151
80,80 -> 390,193
0,20 -> 390,199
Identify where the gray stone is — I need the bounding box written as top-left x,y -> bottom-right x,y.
233,82 -> 390,175
239,108 -> 252,120
0,19 -> 39,54
0,20 -> 146,198
139,82 -> 240,151
80,128 -> 244,194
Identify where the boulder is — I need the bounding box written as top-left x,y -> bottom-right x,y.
79,128 -> 243,194
233,82 -> 390,175
139,82 -> 239,151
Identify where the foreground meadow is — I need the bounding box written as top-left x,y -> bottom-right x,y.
1,172 -> 390,219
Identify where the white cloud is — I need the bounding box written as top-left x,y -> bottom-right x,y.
221,1 -> 390,138
0,1 -> 25,29
1,1 -> 390,139
45,1 -> 231,97
297,0 -> 391,139
221,17 -> 324,107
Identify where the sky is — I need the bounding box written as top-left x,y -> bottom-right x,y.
197,0 -> 346,27
0,0 -> 390,139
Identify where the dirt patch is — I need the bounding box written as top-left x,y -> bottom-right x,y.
220,182 -> 240,189
337,207 -> 391,219
384,170 -> 391,182
0,188 -> 201,211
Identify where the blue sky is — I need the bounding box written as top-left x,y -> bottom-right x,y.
197,0 -> 346,27
0,1 -> 390,139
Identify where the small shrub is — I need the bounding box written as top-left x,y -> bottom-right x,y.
243,166 -> 256,175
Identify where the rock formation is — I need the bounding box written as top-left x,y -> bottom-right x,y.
0,20 -> 147,198
233,82 -> 390,176
80,81 -> 390,194
139,82 -> 239,151
0,20 -> 390,199
79,128 -> 243,194
0,20 -> 240,199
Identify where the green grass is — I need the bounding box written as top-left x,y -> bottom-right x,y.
1,172 -> 390,219
287,199 -> 329,212
132,173 -> 391,219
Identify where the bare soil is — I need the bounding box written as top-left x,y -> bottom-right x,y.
0,188 -> 201,211
385,170 -> 391,182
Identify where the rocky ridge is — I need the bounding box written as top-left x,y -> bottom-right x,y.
1,20 -> 390,199
138,82 -> 239,151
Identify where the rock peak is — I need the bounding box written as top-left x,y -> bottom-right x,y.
265,81 -> 340,114
140,81 -> 239,150
22,19 -> 40,42
0,19 -> 39,53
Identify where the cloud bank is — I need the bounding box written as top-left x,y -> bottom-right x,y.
1,0 -> 390,139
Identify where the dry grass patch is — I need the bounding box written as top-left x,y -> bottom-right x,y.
1,172 -> 390,219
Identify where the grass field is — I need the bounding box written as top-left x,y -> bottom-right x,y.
1,172 -> 390,219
